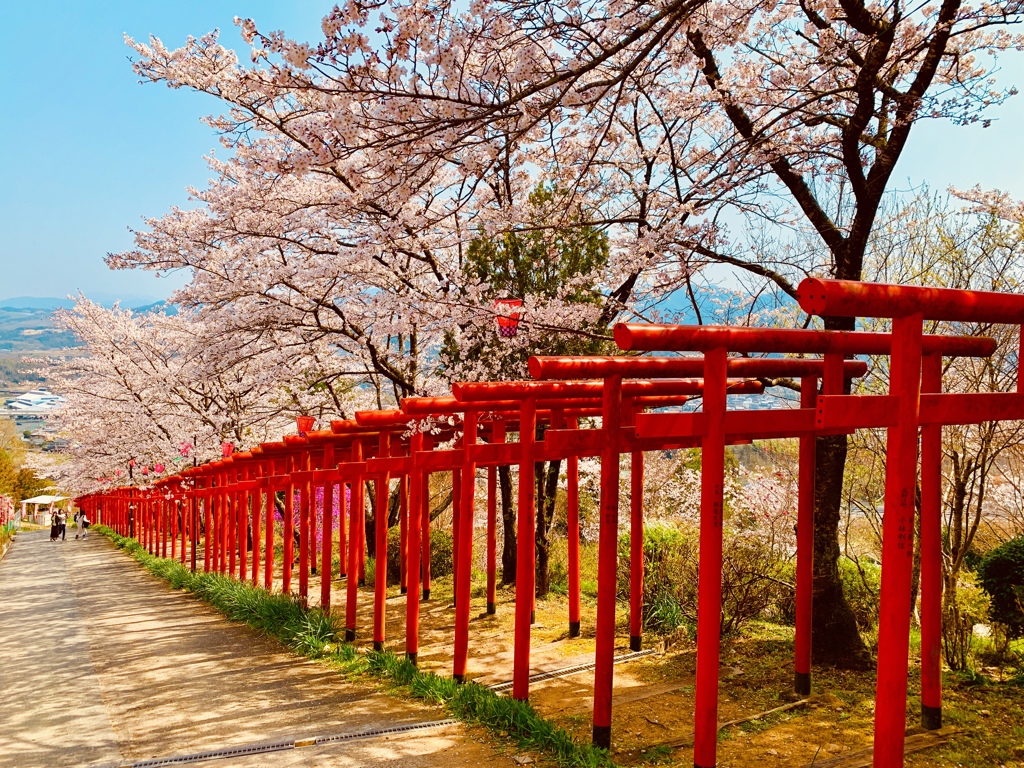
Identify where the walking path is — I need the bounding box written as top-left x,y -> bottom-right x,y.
0,530 -> 505,768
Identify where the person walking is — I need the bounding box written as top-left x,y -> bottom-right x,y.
78,512 -> 89,540
57,510 -> 67,541
49,510 -> 60,541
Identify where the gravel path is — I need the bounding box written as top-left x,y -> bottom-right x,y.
0,530 -> 506,768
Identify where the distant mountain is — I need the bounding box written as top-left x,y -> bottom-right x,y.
0,298 -> 180,356
0,293 -> 166,311
0,306 -> 80,353
130,301 -> 179,315
86,291 -> 164,308
0,297 -> 76,311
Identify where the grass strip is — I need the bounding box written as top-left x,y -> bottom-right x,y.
97,526 -> 614,768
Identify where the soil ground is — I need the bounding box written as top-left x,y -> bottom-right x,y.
7,526 -> 1022,768
261,530 -> 1024,767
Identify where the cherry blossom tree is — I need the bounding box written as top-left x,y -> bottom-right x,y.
113,0 -> 1024,663
47,297 -> 355,495
846,189 -> 1024,665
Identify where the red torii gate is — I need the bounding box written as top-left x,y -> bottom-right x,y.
607,323 -> 995,767
524,354 -> 872,758
366,384 -> 738,673
74,277 -> 1022,768
796,278 -> 1024,767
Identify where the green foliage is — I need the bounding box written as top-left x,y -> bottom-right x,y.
464,185 -> 610,304
385,525 -> 455,585
0,449 -> 16,497
839,558 -> 882,632
619,521 -> 790,636
429,526 -> 455,580
773,558 -> 881,631
618,523 -> 691,634
943,570 -> 992,671
440,184 -> 615,380
365,649 -> 613,767
13,467 -> 48,503
978,537 -> 1024,639
0,419 -> 49,502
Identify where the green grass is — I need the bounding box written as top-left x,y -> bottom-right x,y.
101,526 -> 338,655
361,650 -> 612,766
97,525 -> 614,768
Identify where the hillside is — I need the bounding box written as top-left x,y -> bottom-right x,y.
0,306 -> 80,354
0,298 -> 173,385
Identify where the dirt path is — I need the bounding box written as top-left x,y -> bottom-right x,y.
0,530 -> 507,768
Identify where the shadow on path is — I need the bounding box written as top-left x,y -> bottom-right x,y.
0,531 -> 504,768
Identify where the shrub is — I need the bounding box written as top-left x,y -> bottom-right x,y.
385,524 -> 454,584
619,520 -> 790,636
618,523 -> 692,634
839,557 -> 881,632
942,570 -> 991,671
772,557 -> 880,632
977,536 -> 1024,639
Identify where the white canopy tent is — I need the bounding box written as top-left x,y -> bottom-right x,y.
20,495 -> 70,525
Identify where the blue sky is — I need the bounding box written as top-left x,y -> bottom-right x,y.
1,3 -> 1022,305
0,1 -> 333,305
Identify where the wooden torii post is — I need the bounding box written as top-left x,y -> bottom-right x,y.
527,355 -> 873,756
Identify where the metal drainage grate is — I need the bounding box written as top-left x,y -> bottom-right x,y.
118,719 -> 457,767
487,648 -> 658,693
315,718 -> 457,745
127,739 -> 297,767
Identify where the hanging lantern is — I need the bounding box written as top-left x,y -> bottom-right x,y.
141,466 -> 149,476
221,442 -> 235,458
154,463 -> 166,474
494,298 -> 523,338
296,415 -> 316,436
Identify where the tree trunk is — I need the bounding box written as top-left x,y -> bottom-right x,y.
365,482 -> 377,559
535,457 -> 562,598
810,306 -> 872,669
812,432 -> 872,668
941,571 -> 968,670
910,487 -> 922,623
499,465 -> 516,585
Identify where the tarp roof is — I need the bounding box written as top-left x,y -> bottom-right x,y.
20,495 -> 69,505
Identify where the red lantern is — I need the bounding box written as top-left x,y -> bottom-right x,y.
494,298 -> 523,338
221,442 -> 235,458
141,466 -> 149,476
154,463 -> 166,474
296,415 -> 316,436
